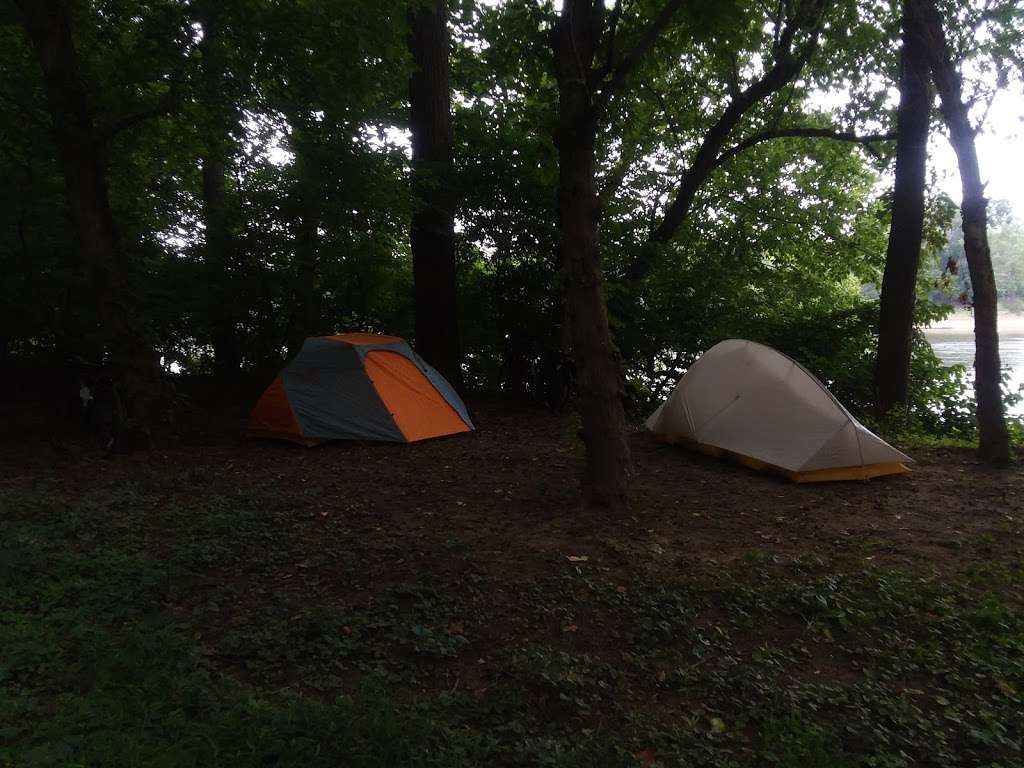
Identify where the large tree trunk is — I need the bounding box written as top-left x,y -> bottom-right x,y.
407,0 -> 461,386
916,0 -> 1010,463
197,1 -> 242,381
554,0 -> 632,507
19,0 -> 161,444
874,0 -> 931,415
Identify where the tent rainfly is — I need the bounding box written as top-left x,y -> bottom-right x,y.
248,333 -> 473,445
646,339 -> 912,482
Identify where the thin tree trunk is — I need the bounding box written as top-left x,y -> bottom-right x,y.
916,0 -> 1010,463
407,0 -> 461,386
874,0 -> 931,415
285,129 -> 322,358
197,1 -> 242,380
200,157 -> 242,377
502,326 -> 532,399
554,0 -> 632,507
19,0 -> 160,444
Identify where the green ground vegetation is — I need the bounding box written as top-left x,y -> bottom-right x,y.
3,479 -> 1021,767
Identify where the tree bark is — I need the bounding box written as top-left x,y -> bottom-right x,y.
285,128 -> 323,358
874,0 -> 932,415
916,0 -> 1010,463
200,157 -> 243,377
197,1 -> 242,380
554,0 -> 632,507
407,0 -> 461,386
501,326 -> 533,399
19,0 -> 161,444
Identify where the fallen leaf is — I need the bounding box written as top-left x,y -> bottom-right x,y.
616,585 -> 627,593
996,680 -> 1017,697
566,555 -> 589,562
709,717 -> 726,734
634,748 -> 657,764
562,624 -> 578,633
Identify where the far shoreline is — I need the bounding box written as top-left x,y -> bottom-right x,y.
924,308 -> 1024,335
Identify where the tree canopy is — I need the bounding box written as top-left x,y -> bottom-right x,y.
3,0 -> 1024,461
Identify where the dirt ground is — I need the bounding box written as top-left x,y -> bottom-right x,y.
5,398 -> 1024,766
5,398 -> 1021,582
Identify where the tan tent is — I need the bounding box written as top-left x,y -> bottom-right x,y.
646,339 -> 912,482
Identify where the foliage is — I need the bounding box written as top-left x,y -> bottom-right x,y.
932,202 -> 1024,310
2,0 -> 1023,429
3,483 -> 1024,766
0,0 -> 411,374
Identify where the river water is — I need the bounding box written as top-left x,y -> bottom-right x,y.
924,325 -> 1024,417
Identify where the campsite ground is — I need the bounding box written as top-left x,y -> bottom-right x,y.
3,400 -> 1023,766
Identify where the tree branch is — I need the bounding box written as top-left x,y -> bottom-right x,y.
597,139 -> 639,215
623,0 -> 829,281
727,51 -> 741,99
650,85 -> 685,145
713,127 -> 898,168
594,0 -> 624,82
595,0 -> 687,112
566,0 -> 590,93
97,79 -> 180,142
0,89 -> 48,128
0,2 -> 20,26
971,80 -> 1001,133
644,6 -> 820,246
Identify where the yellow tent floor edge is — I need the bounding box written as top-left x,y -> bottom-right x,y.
651,433 -> 911,483
788,462 -> 910,483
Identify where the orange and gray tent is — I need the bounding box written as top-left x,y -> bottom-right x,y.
247,333 -> 473,445
646,339 -> 912,482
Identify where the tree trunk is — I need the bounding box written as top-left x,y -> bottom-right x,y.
197,1 -> 242,380
407,0 -> 461,386
501,326 -> 532,399
874,0 -> 931,415
200,157 -> 242,377
285,128 -> 323,358
554,0 -> 632,507
19,0 -> 161,444
916,0 -> 1010,463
